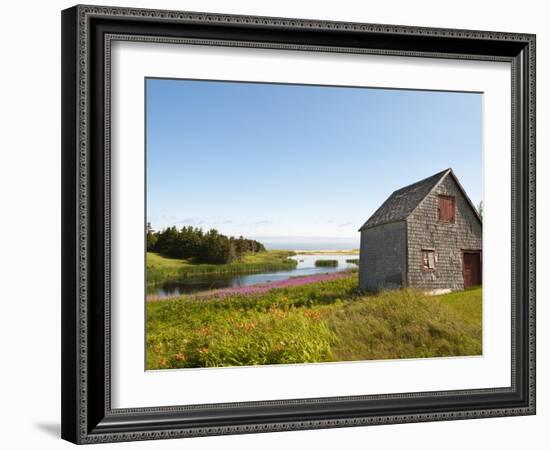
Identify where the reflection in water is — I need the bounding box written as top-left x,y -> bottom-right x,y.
148,254 -> 358,298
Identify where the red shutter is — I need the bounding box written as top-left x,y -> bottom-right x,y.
438,196 -> 455,222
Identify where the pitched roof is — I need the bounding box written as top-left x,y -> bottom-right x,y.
358,169 -> 452,231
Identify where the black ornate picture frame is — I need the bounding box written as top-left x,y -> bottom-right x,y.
61,4 -> 536,444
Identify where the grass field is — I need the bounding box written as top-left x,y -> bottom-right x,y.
146,250 -> 297,285
146,273 -> 482,369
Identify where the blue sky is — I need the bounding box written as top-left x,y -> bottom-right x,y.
146,78 -> 482,248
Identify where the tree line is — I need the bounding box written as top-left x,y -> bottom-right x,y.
147,223 -> 266,264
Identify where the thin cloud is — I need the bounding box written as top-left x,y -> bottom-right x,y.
338,222 -> 353,228
176,218 -> 205,226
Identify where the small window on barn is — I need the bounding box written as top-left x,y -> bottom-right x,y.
438,195 -> 455,223
421,250 -> 436,271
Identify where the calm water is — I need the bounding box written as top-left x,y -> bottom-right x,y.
148,254 -> 358,298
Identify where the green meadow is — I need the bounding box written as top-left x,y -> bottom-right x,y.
146,273 -> 482,370
146,250 -> 297,285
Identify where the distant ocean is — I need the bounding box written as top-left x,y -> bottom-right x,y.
263,240 -> 359,251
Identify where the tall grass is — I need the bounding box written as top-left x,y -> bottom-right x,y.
327,288 -> 482,361
146,274 -> 482,369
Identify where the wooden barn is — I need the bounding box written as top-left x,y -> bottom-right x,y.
358,168 -> 482,293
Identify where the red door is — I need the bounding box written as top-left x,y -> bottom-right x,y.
463,252 -> 482,288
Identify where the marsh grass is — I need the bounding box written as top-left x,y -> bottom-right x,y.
315,259 -> 338,267
146,274 -> 481,369
147,250 -> 297,285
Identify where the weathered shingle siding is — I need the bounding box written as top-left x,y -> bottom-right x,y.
406,175 -> 482,291
359,221 -> 406,292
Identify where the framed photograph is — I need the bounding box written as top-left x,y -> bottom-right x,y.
61,5 -> 536,444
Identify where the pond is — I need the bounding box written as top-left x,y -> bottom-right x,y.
147,253 -> 358,298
